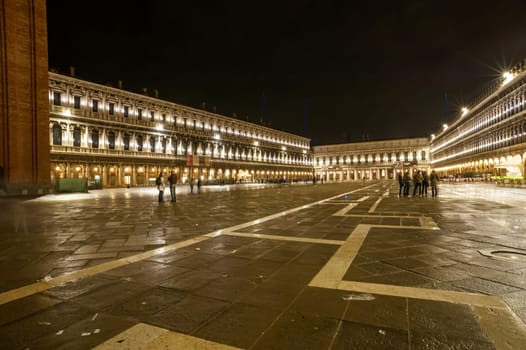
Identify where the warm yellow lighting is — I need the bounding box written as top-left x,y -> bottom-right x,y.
63,109 -> 71,117
502,71 -> 515,85
213,134 -> 221,140
442,124 -> 448,131
253,141 -> 259,146
156,124 -> 164,131
431,133 -> 518,164
430,134 -> 435,140
461,107 -> 468,116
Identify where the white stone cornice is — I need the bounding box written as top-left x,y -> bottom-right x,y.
49,72 -> 310,144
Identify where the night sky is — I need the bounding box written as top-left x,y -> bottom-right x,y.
47,0 -> 526,145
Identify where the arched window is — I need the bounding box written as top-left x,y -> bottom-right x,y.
150,136 -> 156,152
171,137 -> 177,154
52,123 -> 62,145
137,135 -> 143,152
73,127 -> 81,147
92,129 -> 99,148
161,137 -> 167,153
123,133 -> 130,151
108,131 -> 115,150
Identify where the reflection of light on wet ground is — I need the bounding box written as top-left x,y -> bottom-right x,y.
493,251 -> 526,260
29,192 -> 99,202
442,183 -> 526,206
28,183 -> 281,202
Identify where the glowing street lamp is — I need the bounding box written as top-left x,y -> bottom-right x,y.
461,107 -> 468,117
502,71 -> 515,85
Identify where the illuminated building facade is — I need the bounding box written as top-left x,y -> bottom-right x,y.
430,59 -> 526,183
48,73 -> 312,188
47,57 -> 526,189
313,138 -> 430,181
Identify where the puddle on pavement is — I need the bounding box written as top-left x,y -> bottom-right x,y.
342,293 -> 375,301
491,251 -> 526,261
479,248 -> 526,262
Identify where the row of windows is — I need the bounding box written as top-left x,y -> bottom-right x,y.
50,89 -> 309,149
433,121 -> 526,164
50,123 -> 311,164
315,151 -> 427,166
432,83 -> 526,153
53,92 -> 176,122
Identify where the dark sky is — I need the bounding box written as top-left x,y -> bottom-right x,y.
46,0 -> 526,145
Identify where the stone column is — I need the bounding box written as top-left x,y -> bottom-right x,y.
117,165 -> 122,187
65,162 -> 71,178
131,165 -> 137,187
102,165 -> 108,187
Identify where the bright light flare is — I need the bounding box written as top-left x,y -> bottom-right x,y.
502,71 -> 515,85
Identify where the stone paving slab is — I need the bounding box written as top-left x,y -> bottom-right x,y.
0,182 -> 525,349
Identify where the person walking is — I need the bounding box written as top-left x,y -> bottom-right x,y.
156,172 -> 165,203
197,178 -> 202,193
168,171 -> 177,202
190,178 -> 195,194
430,170 -> 440,197
397,172 -> 404,196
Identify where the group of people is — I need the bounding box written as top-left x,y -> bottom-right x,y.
398,169 -> 439,197
155,172 -> 202,203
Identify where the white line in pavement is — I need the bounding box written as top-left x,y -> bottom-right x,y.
0,236 -> 209,305
310,224 -> 371,288
368,190 -> 389,213
472,305 -> 526,350
205,184 -> 377,238
92,323 -> 242,350
0,183 -> 378,306
368,197 -> 383,213
222,232 -> 345,245
332,203 -> 358,216
309,221 -> 506,309
336,281 -> 505,308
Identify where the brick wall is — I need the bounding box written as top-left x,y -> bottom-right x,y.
0,0 -> 51,195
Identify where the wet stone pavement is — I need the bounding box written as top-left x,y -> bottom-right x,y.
0,181 -> 525,349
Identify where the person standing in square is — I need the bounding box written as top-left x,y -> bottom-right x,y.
168,171 -> 177,202
156,173 -> 165,203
